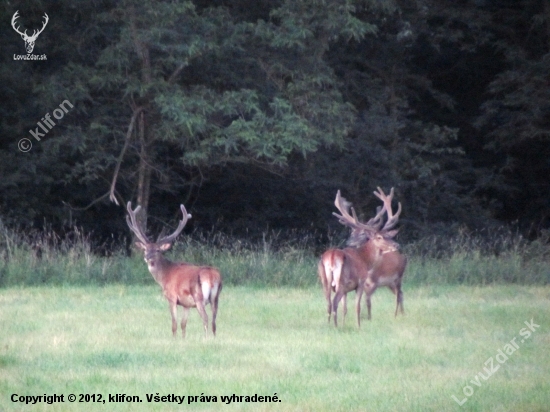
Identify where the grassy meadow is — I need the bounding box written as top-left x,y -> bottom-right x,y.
1,225 -> 549,411
1,285 -> 549,411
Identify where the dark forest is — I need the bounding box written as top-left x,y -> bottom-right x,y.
1,0 -> 549,248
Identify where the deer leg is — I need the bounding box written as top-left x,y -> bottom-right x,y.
320,262 -> 333,324
364,285 -> 376,321
195,301 -> 209,338
388,283 -> 404,317
180,307 -> 190,338
324,282 -> 332,324
326,286 -> 333,324
388,284 -> 397,316
332,290 -> 345,327
169,301 -> 178,337
355,287 -> 364,328
191,285 -> 210,337
342,293 -> 347,326
395,283 -> 404,316
210,286 -> 220,336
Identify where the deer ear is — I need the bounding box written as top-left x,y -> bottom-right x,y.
384,229 -> 399,239
135,241 -> 146,250
159,243 -> 172,251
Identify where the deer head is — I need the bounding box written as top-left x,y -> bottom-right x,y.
11,11 -> 49,54
333,187 -> 402,250
126,202 -> 191,269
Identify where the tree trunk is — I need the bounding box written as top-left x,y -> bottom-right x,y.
130,5 -> 152,228
137,111 -> 151,227
545,0 -> 550,53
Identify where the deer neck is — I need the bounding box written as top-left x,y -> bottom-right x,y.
358,240 -> 385,265
146,255 -> 173,286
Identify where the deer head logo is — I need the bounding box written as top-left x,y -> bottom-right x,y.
11,11 -> 49,54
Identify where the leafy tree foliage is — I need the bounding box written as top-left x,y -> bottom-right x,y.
39,0 -> 373,216
476,0 -> 550,228
0,0 -> 548,243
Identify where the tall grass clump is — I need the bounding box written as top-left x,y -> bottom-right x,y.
0,219 -> 149,287
173,230 -> 319,287
404,227 -> 550,285
0,218 -> 548,287
0,220 -> 319,288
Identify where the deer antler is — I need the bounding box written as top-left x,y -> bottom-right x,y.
332,190 -> 387,236
126,202 -> 191,246
156,205 -> 192,245
333,187 -> 402,241
126,202 -> 150,244
373,187 -> 402,232
332,190 -> 356,227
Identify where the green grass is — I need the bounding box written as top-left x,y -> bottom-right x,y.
1,222 -> 549,288
1,240 -> 549,288
1,285 -> 549,411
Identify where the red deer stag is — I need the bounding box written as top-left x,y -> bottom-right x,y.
126,202 -> 222,338
333,187 -> 407,324
320,187 -> 404,327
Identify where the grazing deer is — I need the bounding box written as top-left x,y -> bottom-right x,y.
126,202 -> 222,338
320,187 -> 405,327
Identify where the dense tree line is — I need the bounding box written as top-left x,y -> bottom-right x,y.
0,0 -> 548,246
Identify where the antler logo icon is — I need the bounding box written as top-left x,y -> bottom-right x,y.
11,11 -> 49,54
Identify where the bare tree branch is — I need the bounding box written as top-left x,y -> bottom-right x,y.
168,62 -> 188,84
109,107 -> 143,205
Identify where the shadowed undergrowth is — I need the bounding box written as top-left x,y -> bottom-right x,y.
0,221 -> 548,287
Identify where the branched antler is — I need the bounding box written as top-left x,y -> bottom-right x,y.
126,202 -> 191,246
333,187 -> 402,241
373,187 -> 402,232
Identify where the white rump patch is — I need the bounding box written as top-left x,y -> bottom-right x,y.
325,259 -> 342,289
202,282 -> 212,305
